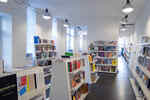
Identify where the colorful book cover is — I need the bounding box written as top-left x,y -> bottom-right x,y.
93,64 -> 96,72
19,86 -> 27,96
34,74 -> 37,89
29,74 -> 36,91
26,75 -> 30,92
21,76 -> 27,86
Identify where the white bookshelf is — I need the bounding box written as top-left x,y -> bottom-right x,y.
89,41 -> 118,74
14,67 -> 45,100
51,56 -> 89,100
95,64 -> 116,66
131,68 -> 150,100
129,78 -> 143,100
138,64 -> 150,78
92,50 -> 119,53
97,71 -> 117,74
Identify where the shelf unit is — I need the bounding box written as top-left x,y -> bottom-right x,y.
14,67 -> 45,100
51,56 -> 89,100
129,78 -> 144,100
89,41 -> 118,74
88,55 -> 99,84
131,68 -> 150,100
129,42 -> 150,100
33,36 -> 57,100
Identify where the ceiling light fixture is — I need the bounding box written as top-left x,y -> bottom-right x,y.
120,28 -> 128,31
0,0 -> 8,3
120,15 -> 128,24
122,0 -> 134,14
64,19 -> 69,27
43,8 -> 51,20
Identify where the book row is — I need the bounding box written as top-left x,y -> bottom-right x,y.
136,66 -> 150,90
36,52 -> 56,59
35,45 -> 56,51
96,66 -> 116,72
71,71 -> 85,89
34,36 -> 55,45
95,52 -> 117,58
95,59 -> 118,65
94,41 -> 117,46
67,59 -> 85,72
72,84 -> 88,100
94,46 -> 117,51
138,56 -> 150,72
142,46 -> 150,57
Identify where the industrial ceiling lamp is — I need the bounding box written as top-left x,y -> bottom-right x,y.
120,15 -> 128,24
43,8 -> 51,20
64,19 -> 69,27
120,24 -> 128,31
0,0 -> 8,3
122,0 -> 134,14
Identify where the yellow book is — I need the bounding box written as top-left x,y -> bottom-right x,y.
93,64 -> 96,72
112,59 -> 118,66
26,75 -> 30,92
73,96 -> 76,100
88,55 -> 92,63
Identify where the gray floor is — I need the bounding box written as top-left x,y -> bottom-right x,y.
85,57 -> 136,100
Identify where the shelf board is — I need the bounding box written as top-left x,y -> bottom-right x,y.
69,67 -> 85,74
36,50 -> 56,53
36,57 -> 55,61
95,64 -> 117,66
72,79 -> 85,91
94,44 -> 118,47
80,92 -> 88,100
18,87 -> 45,100
98,57 -> 118,59
44,73 -> 51,77
91,71 -> 97,74
97,71 -> 117,74
131,69 -> 150,100
46,97 -> 50,100
92,51 -> 119,53
129,78 -> 143,100
45,84 -> 51,89
138,64 -> 150,78
92,76 -> 99,83
35,43 -> 55,46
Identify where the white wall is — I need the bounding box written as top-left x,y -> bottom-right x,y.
75,17 -> 120,45
1,15 -> 12,72
36,12 -> 52,40
56,18 -> 66,56
0,3 -> 27,68
135,0 -> 150,40
0,17 -> 2,59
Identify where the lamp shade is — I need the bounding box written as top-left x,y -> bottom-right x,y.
43,8 -> 52,20
0,0 -> 7,3
122,0 -> 134,14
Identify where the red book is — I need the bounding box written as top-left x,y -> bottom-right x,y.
70,62 -> 72,72
21,76 -> 27,86
77,60 -> 80,69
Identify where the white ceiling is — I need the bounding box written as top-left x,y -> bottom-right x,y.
29,0 -> 146,41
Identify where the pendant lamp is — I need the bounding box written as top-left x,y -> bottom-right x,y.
43,8 -> 51,20
122,0 -> 134,14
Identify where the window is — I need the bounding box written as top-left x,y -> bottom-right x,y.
80,34 -> 83,51
26,7 -> 36,56
66,27 -> 74,52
